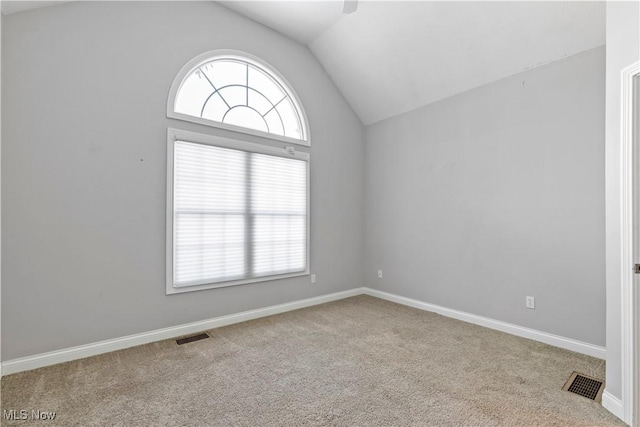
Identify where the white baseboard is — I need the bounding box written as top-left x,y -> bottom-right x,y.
362,288 -> 607,360
602,390 -> 625,422
1,288 -> 364,376
2,286 -> 607,378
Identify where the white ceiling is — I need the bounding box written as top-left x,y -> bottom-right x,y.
309,1 -> 605,124
2,1 -> 606,126
219,1 -> 345,44
222,1 -> 605,125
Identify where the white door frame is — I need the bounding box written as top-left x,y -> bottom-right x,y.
620,60 -> 640,427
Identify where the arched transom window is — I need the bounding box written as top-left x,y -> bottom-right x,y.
168,51 -> 309,144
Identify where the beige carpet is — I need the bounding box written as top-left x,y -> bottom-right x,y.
1,295 -> 625,426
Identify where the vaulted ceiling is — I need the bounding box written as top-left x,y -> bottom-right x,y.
222,1 -> 605,125
2,1 -> 606,125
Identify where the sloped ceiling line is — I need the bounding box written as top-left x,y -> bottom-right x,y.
3,1 -> 606,126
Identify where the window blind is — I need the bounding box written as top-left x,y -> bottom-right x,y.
172,140 -> 308,288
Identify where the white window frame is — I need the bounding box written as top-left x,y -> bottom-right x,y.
166,128 -> 311,295
167,50 -> 311,147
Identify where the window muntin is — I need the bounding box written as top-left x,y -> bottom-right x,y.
169,51 -> 309,145
166,129 -> 309,294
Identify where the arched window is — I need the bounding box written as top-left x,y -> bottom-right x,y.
168,50 -> 309,145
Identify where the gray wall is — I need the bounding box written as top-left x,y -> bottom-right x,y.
604,0 -> 640,401
0,7 -> 3,367
364,47 -> 606,346
1,1 -> 365,361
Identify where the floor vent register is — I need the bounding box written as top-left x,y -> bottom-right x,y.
176,332 -> 210,345
562,371 -> 604,402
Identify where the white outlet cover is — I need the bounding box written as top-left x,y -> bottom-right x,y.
310,274 -> 316,284
526,296 -> 535,309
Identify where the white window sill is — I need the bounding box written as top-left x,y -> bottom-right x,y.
166,270 -> 310,295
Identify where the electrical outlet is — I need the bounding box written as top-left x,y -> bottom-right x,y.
310,274 -> 316,284
526,296 -> 535,309
377,269 -> 383,279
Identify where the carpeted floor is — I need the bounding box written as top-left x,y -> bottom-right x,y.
1,295 -> 626,426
